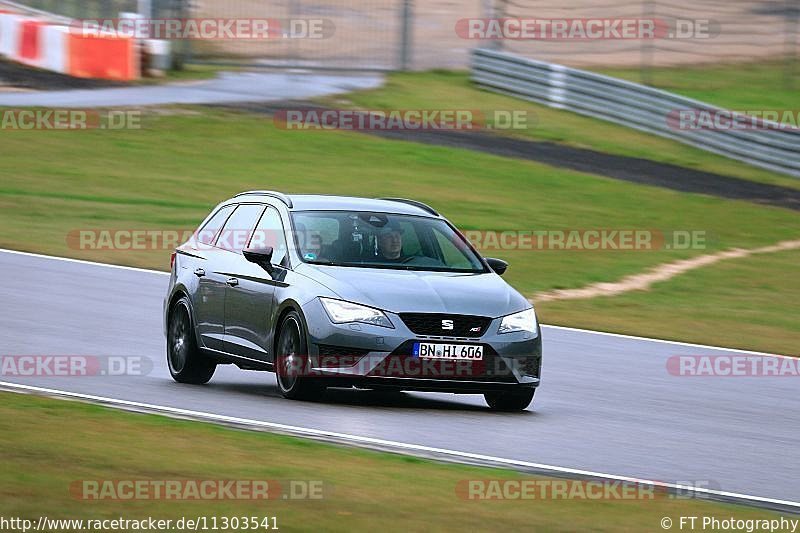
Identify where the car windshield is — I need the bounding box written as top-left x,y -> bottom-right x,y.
291,211 -> 486,273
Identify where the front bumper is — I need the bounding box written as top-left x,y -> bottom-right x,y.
300,299 -> 542,393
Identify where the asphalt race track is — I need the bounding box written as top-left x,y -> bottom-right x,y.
1,249 -> 798,506
0,71 -> 383,107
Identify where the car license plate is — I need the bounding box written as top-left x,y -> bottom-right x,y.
412,342 -> 483,360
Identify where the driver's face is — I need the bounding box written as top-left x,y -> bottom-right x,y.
378,231 -> 403,259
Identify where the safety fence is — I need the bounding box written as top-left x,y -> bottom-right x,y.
472,47 -> 800,178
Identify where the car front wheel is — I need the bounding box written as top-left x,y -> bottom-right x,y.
484,388 -> 535,411
275,311 -> 324,401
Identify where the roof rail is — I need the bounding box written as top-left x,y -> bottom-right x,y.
378,197 -> 439,216
234,190 -> 293,208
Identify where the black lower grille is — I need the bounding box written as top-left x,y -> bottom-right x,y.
399,313 -> 492,338
317,344 -> 370,358
518,356 -> 541,378
316,344 -> 371,369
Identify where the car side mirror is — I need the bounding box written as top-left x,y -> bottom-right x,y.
485,257 -> 508,275
243,246 -> 275,273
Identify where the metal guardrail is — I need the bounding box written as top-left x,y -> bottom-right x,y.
472,48 -> 800,178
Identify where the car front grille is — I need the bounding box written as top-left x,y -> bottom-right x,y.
399,313 -> 492,338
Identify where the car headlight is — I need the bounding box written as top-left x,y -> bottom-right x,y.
498,308 -> 538,334
319,297 -> 394,328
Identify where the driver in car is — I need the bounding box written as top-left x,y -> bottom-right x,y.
376,222 -> 406,262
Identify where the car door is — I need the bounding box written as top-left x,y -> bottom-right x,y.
190,204 -> 235,352
223,205 -> 290,362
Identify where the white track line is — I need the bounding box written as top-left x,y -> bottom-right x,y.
1,380 -> 798,511
0,248 -> 168,276
541,324 -> 795,359
0,247 -> 793,358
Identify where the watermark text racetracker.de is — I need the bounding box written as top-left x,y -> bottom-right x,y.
275,354 -> 537,380
69,479 -> 324,501
456,17 -> 719,40
457,478 -> 720,501
273,109 -> 534,131
463,229 -> 707,251
0,109 -> 141,131
668,108 -> 800,132
67,228 -> 303,252
667,355 -> 800,377
75,18 -> 334,39
0,355 -> 152,377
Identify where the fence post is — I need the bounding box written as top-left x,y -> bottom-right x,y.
169,0 -> 188,70
485,0 -> 504,51
137,0 -> 152,18
640,0 -> 654,86
785,0 -> 799,89
399,0 -> 413,70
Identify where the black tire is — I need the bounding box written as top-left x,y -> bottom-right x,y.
167,296 -> 216,384
275,311 -> 324,401
484,388 -> 535,411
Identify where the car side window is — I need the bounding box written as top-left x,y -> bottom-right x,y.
197,204 -> 235,246
291,213 -> 338,262
217,204 -> 266,252
250,207 -> 289,267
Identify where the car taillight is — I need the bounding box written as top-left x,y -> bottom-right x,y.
170,252 -> 176,270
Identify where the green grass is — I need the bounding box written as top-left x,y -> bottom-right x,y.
598,61 -> 800,113
0,107 -> 798,354
538,247 -> 800,356
0,391 -> 783,532
320,70 -> 800,191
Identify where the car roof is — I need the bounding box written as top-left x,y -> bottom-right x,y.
230,192 -> 440,217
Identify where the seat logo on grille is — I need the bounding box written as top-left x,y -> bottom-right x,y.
441,319 -> 454,330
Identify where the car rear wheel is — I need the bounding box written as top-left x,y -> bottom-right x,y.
484,388 -> 535,411
275,311 -> 324,401
167,296 -> 216,384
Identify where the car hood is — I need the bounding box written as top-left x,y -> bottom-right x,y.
298,264 -> 530,317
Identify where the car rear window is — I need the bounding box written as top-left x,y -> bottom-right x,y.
216,204 -> 266,251
196,204 -> 235,246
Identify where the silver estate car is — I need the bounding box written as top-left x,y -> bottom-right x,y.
164,191 -> 542,411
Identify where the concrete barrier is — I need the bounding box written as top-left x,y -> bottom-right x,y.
67,30 -> 138,81
0,13 -> 22,57
0,10 -> 139,81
